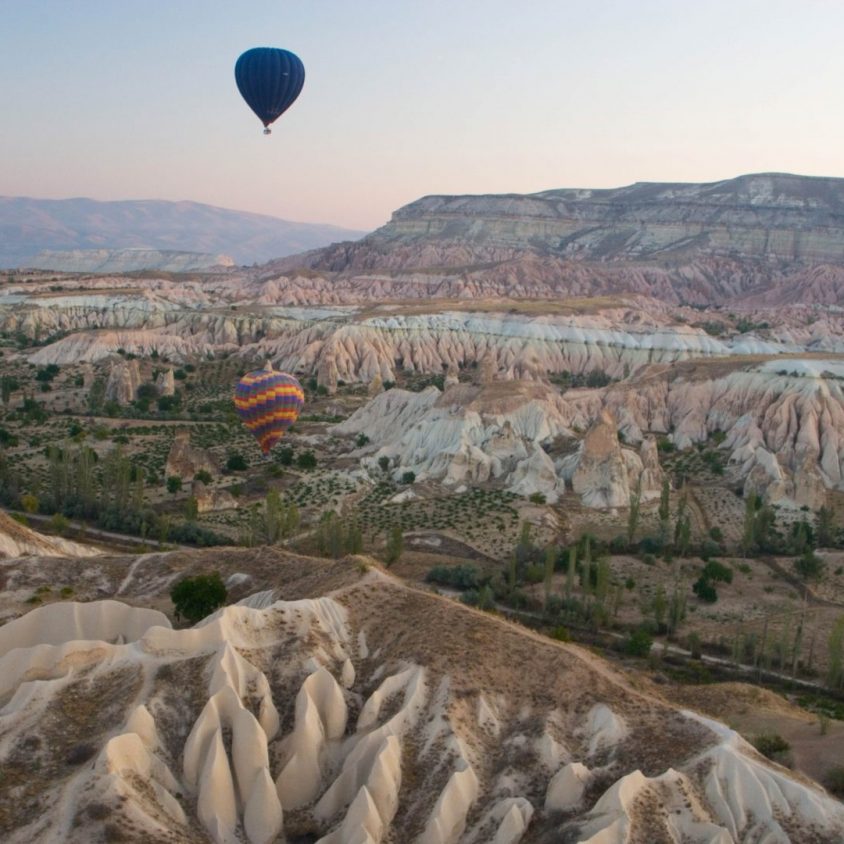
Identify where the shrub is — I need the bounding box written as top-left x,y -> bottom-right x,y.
699,540 -> 721,562
0,427 -> 18,447
166,476 -> 182,494
524,563 -> 545,584
20,493 -> 39,514
276,446 -> 294,466
693,577 -> 718,603
401,470 -> 416,485
297,451 -> 317,470
49,513 -> 70,535
702,560 -> 733,583
426,565 -> 481,589
550,626 -> 570,642
385,525 -> 403,566
625,627 -> 653,657
751,732 -> 790,761
827,766 -> 844,797
157,393 -> 181,412
194,469 -> 212,484
226,452 -> 248,472
378,455 -> 390,473
170,572 -> 227,623
65,743 -> 97,765
794,549 -> 825,582
355,433 -> 370,447
709,526 -> 724,542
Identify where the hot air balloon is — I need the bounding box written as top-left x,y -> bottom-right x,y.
235,47 -> 305,134
234,362 -> 305,454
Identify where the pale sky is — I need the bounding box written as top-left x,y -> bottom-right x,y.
2,0 -> 843,230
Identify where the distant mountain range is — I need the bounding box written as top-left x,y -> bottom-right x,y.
0,196 -> 367,269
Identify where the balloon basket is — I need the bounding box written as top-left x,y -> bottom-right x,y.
263,127 -> 271,135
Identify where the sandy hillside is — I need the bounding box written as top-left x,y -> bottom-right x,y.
0,550 -> 842,843
0,511 -> 101,561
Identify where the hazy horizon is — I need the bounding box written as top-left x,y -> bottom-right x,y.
3,0 -> 844,230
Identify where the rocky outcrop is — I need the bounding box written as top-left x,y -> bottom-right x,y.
156,368 -> 175,397
0,511 -> 100,560
193,481 -> 238,514
334,381 -> 575,502
317,346 -> 339,395
104,358 -> 141,405
165,430 -> 218,481
568,411 -> 633,509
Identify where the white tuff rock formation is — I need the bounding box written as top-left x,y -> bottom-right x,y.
1,583 -> 842,843
155,368 -> 175,396
104,358 -> 141,405
0,511 -> 100,560
165,430 -> 218,481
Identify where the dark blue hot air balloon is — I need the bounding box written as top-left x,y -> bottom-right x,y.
235,47 -> 305,134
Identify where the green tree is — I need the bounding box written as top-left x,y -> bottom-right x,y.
277,446 -> 294,466
315,511 -> 345,558
817,506 -> 836,548
674,490 -> 691,557
658,477 -> 670,543
1,375 -> 19,405
226,452 -> 247,472
385,525 -> 403,566
296,450 -> 317,470
282,502 -> 300,539
626,627 -> 653,657
401,470 -> 416,485
651,585 -> 668,631
627,487 -> 641,548
195,469 -> 213,485
49,512 -> 69,535
184,496 -> 199,521
20,493 -> 39,514
543,545 -> 556,609
157,515 -> 171,545
565,545 -> 576,601
170,572 -> 227,624
828,616 -> 844,690
667,575 -> 687,635
794,549 -> 825,583
166,476 -> 182,494
265,489 -> 282,543
741,493 -> 757,556
693,577 -> 718,603
346,520 -> 363,554
378,455 -> 390,473
87,378 -> 106,414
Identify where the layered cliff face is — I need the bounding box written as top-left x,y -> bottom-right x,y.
1,549 -> 841,843
273,173 -> 844,306
383,174 -> 844,262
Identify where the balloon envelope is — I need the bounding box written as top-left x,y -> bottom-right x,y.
234,366 -> 305,454
234,47 -> 305,129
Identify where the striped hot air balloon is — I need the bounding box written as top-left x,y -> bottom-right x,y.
234,361 -> 305,454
